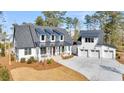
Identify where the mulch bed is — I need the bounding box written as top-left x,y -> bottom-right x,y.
9,60 -> 61,71
0,56 -> 61,71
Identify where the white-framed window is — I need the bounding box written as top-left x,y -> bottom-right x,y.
52,35 -> 55,40
24,48 -> 31,55
51,35 -> 55,42
40,47 -> 46,54
60,35 -> 64,40
85,37 -> 94,43
60,35 -> 64,41
40,35 -> 45,42
41,35 -> 45,40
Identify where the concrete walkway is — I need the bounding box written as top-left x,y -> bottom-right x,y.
53,56 -> 124,81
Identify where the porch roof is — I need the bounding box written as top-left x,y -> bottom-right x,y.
35,41 -> 72,47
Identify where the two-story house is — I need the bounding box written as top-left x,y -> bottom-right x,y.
77,30 -> 116,59
13,24 -> 73,62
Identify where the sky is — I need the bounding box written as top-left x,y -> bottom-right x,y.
1,11 -> 95,35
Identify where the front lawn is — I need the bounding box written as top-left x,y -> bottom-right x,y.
0,55 -> 88,81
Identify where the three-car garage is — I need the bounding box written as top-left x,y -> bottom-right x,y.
78,45 -> 116,59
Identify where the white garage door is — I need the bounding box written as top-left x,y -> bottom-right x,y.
80,49 -> 88,57
90,50 -> 100,58
104,50 -> 113,59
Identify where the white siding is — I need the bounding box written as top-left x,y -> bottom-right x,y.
18,48 -> 37,61
102,46 -> 116,59
64,46 -> 72,55
90,50 -> 100,58
81,37 -> 98,49
40,35 -> 46,42
78,44 -> 116,59
78,49 -> 88,57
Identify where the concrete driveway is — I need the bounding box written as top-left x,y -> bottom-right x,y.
53,56 -> 124,81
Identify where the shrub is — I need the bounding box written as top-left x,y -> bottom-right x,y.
0,66 -> 10,81
30,56 -> 37,63
27,58 -> 32,64
20,58 -> 26,63
27,57 -> 37,64
47,59 -> 52,64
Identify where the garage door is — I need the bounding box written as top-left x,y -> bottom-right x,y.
90,50 -> 100,58
80,49 -> 88,57
104,50 -> 113,59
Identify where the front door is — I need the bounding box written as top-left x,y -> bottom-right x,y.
62,46 -> 64,52
53,47 -> 55,55
59,46 -> 60,54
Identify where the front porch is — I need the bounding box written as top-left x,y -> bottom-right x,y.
37,46 -> 71,61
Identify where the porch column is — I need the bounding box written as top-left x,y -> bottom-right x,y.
60,46 -> 62,54
50,47 -> 53,56
64,46 -> 67,53
55,47 -> 57,55
68,46 -> 72,55
47,47 -> 50,56
36,47 -> 40,62
57,46 -> 59,55
58,46 -> 60,55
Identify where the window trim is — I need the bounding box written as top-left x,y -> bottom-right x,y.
24,48 -> 31,55
40,35 -> 46,42
41,35 -> 45,40
40,47 -> 46,54
52,35 -> 55,40
51,35 -> 55,42
60,35 -> 64,41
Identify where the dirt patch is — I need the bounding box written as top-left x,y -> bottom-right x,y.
11,66 -> 88,81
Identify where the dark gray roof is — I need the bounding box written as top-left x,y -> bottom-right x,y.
13,24 -> 72,48
80,30 -> 104,37
36,41 -> 72,47
44,28 -> 54,35
13,24 -> 38,48
35,26 -> 72,45
35,27 -> 46,35
53,29 -> 64,35
77,30 -> 116,48
51,27 -> 72,44
96,43 -> 116,49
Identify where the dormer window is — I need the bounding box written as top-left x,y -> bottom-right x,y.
40,35 -> 45,42
41,35 -> 45,40
52,35 -> 55,40
60,35 -> 64,40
